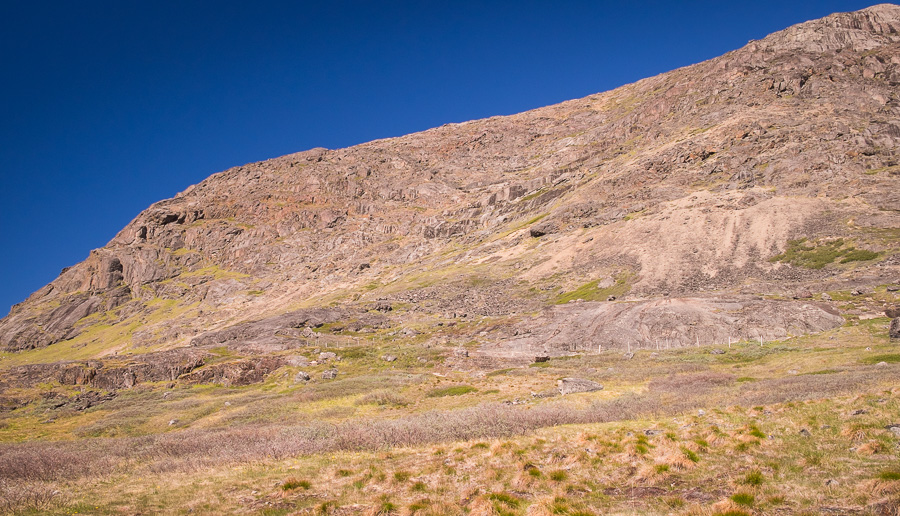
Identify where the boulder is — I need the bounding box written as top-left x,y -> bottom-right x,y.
557,377 -> 603,395
319,351 -> 337,362
294,371 -> 310,383
381,354 -> 397,362
286,355 -> 310,367
885,306 -> 900,318
322,369 -> 338,380
534,355 -> 550,363
529,220 -> 559,238
890,318 -> 900,340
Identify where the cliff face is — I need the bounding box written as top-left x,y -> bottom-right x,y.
2,5 -> 899,359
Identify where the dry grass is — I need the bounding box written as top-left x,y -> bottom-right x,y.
2,318 -> 900,513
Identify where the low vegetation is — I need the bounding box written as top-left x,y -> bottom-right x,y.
0,313 -> 898,514
770,238 -> 880,269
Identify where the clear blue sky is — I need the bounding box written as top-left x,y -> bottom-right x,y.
0,1 -> 878,314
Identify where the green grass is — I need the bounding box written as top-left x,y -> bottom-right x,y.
548,470 -> 568,481
425,385 -> 477,398
554,272 -> 633,304
860,353 -> 900,365
730,493 -> 754,506
879,469 -> 900,481
681,447 -> 700,463
742,470 -> 764,486
770,238 -> 879,269
840,249 -> 880,263
281,478 -> 311,490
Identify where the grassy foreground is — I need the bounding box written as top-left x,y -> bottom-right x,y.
1,317 -> 899,515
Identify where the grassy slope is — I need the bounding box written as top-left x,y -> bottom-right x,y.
1,314 -> 899,515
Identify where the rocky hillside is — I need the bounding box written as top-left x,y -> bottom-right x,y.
2,4 -> 899,368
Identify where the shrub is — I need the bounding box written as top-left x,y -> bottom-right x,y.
355,389 -> 410,407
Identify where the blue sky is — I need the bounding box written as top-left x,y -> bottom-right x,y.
0,1 -> 877,314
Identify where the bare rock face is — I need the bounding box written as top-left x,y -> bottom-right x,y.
1,5 -> 899,370
491,296 -> 845,358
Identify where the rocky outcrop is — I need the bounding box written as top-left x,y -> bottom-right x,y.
891,318 -> 900,340
491,296 -> 845,357
558,377 -> 603,395
179,357 -> 285,386
4,349 -> 207,389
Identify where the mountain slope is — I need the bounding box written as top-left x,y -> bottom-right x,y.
1,4 -> 899,366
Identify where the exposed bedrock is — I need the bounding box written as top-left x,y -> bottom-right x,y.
490,296 -> 844,358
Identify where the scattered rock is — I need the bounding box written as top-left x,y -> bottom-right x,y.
322,369 -> 338,380
374,300 -> 393,312
381,354 -> 397,362
557,377 -> 603,395
800,428 -> 811,437
168,419 -> 178,426
607,295 -> 617,301
698,409 -> 706,416
885,306 -> 900,318
531,389 -> 560,399
644,429 -> 662,436
294,371 -> 311,382
851,409 -> 868,416
821,293 -> 832,301
710,348 -> 726,355
886,424 -> 900,437
454,348 -> 469,358
825,479 -> 839,487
